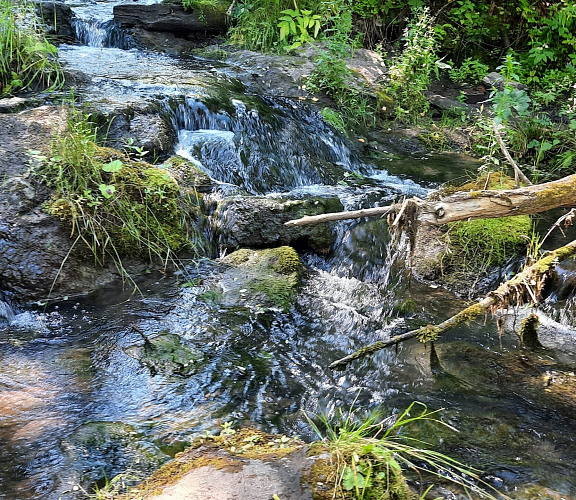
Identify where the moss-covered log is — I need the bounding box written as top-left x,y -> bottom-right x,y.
329,238 -> 576,370
285,174 -> 576,227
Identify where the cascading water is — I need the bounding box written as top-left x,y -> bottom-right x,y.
71,17 -> 133,49
0,299 -> 15,325
2,4 -> 576,500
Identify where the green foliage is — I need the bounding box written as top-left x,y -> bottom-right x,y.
305,7 -> 375,130
228,0 -> 325,52
0,0 -> 63,95
448,57 -> 489,83
30,107 -> 202,286
384,7 -> 438,123
321,107 -> 346,133
180,0 -> 231,16
277,2 -> 321,51
307,400 -> 501,499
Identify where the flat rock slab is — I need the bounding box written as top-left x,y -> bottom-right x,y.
135,443 -> 315,500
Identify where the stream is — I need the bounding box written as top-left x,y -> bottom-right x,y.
1,2 -> 576,499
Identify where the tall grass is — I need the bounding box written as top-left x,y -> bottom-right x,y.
307,401 -> 504,499
0,0 -> 63,95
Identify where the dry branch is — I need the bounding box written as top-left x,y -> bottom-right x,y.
329,238 -> 576,370
492,123 -> 532,187
285,174 -> 576,228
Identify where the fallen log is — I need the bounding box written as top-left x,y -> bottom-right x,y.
285,174 -> 576,228
329,238 -> 576,370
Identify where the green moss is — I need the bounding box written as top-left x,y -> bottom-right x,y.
164,155 -> 213,191
518,313 -> 542,349
436,173 -> 532,292
39,133 -> 202,268
220,247 -> 303,312
448,215 -> 532,267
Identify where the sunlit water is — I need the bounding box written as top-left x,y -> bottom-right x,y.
2,8 -> 576,500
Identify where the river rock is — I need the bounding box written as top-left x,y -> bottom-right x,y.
35,1 -> 75,40
103,110 -> 176,160
61,421 -> 169,489
130,428 -> 314,500
113,3 -> 227,35
215,195 -> 343,254
124,331 -> 205,377
483,72 -> 528,92
163,155 -> 216,193
214,246 -> 303,311
0,97 -> 40,113
0,106 -> 118,301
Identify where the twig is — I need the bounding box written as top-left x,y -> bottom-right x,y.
492,122 -> 532,187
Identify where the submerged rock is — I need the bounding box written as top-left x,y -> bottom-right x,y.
124,331 -> 205,377
61,421 -> 169,490
215,246 -> 303,312
216,195 -> 343,254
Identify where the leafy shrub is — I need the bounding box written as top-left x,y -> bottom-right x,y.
448,57 -> 489,83
228,0 -> 325,52
277,2 -> 322,51
0,0 -> 63,95
383,7 -> 437,122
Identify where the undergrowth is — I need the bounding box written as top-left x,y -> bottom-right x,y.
306,400 -> 503,499
30,107 -> 203,288
0,0 -> 63,95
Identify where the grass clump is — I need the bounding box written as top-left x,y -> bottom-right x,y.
0,0 -> 63,95
306,400 -> 502,500
30,108 -> 203,283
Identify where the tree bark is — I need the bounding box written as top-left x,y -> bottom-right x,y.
329,238 -> 576,370
285,174 -> 576,228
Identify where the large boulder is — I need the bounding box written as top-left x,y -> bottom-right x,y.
113,3 -> 227,34
35,1 -> 75,40
0,106 -> 116,302
215,195 -> 343,254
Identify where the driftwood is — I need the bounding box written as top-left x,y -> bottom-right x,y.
329,238 -> 576,370
285,174 -> 576,228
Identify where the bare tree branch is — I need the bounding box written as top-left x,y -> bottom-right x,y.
329,238 -> 576,370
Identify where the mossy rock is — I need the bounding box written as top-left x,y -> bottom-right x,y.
124,331 -> 205,376
43,146 -> 209,261
214,246 -> 303,312
163,154 -> 215,193
414,172 -> 532,295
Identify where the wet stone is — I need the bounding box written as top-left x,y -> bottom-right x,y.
124,332 -> 205,377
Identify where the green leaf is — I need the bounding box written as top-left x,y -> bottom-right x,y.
342,467 -> 355,491
102,159 -> 123,173
99,184 -> 116,198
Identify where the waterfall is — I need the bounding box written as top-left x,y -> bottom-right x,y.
169,96 -> 366,194
71,17 -> 133,49
0,299 -> 15,324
